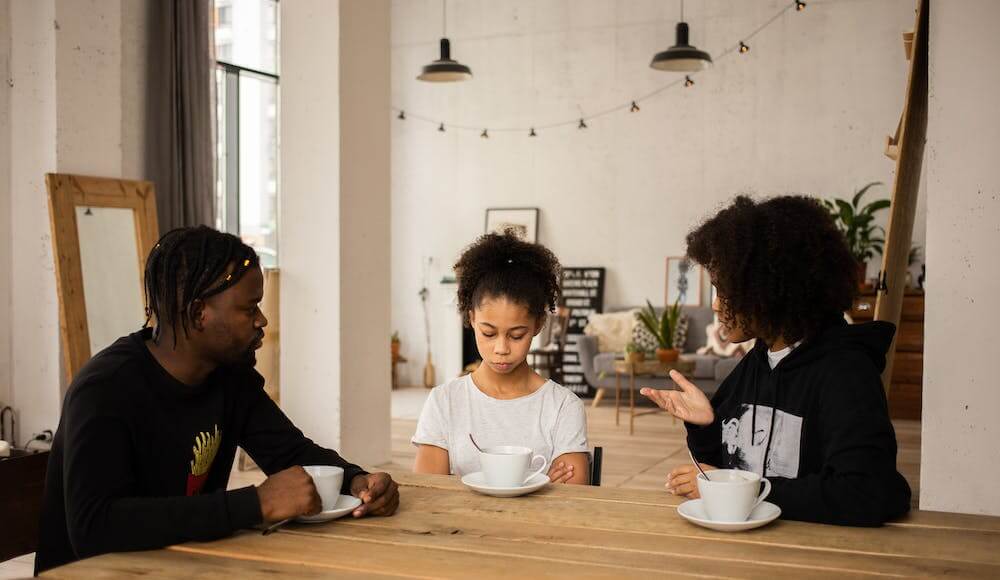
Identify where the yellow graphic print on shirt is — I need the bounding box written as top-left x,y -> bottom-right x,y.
186,425 -> 221,496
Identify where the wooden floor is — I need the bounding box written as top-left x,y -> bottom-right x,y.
231,401 -> 922,505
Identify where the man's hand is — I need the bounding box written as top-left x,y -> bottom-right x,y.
666,463 -> 717,499
641,370 -> 715,426
256,466 -> 322,523
349,472 -> 399,517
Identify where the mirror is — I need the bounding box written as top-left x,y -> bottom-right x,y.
47,174 -> 159,383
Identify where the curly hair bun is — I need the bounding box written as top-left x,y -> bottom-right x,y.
686,195 -> 858,343
454,231 -> 562,326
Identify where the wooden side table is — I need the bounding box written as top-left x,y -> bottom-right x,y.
391,354 -> 408,389
614,359 -> 696,435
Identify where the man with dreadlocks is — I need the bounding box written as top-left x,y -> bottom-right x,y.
35,226 -> 399,574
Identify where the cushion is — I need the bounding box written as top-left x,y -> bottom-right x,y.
673,315 -> 689,352
584,310 -> 638,353
696,315 -> 755,357
631,317 -> 659,352
631,313 -> 689,353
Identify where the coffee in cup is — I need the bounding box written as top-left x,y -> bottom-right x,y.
696,469 -> 771,522
479,446 -> 548,487
303,465 -> 344,511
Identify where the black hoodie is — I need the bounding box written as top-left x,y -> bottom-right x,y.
35,329 -> 368,574
687,319 -> 911,526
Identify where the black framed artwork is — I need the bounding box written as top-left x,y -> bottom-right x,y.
484,207 -> 539,243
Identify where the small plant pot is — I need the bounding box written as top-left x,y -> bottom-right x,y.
656,348 -> 680,363
626,351 -> 645,364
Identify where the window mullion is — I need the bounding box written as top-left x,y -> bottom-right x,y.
225,69 -> 240,234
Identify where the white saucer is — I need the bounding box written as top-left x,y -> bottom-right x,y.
677,499 -> 781,532
461,472 -> 550,497
295,494 -> 363,523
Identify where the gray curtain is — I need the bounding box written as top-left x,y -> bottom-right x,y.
146,0 -> 215,233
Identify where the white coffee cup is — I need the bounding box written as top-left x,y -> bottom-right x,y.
303,465 -> 344,511
479,446 -> 548,488
697,469 -> 771,522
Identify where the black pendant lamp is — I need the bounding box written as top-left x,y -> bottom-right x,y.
418,0 -> 472,82
650,0 -> 712,72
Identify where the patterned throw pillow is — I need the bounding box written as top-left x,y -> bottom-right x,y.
672,315 -> 689,352
631,313 -> 689,352
631,317 -> 659,352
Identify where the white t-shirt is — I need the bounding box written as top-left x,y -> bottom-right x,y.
411,374 -> 589,477
767,341 -> 803,369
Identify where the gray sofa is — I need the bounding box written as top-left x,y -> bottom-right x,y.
577,306 -> 741,400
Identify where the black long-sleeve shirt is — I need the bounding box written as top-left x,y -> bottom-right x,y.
35,329 -> 367,574
687,320 -> 911,526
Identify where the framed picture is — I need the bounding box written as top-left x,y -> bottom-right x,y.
665,256 -> 704,307
485,207 -> 539,243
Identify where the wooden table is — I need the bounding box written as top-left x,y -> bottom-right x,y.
44,471 -> 1000,578
615,358 -> 696,435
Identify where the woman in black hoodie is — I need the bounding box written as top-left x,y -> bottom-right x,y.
642,195 -> 911,526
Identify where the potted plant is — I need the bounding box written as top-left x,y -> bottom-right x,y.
391,331 -> 401,358
637,298 -> 682,363
624,342 -> 645,364
821,182 -> 891,288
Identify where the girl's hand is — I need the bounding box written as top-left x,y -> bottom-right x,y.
666,463 -> 717,499
547,461 -> 575,484
640,370 -> 715,426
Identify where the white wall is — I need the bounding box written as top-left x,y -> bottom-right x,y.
390,0 -> 925,387
921,0 -> 1000,517
1,0 -> 148,444
280,0 -> 392,467
0,0 -> 11,416
8,0 -> 60,446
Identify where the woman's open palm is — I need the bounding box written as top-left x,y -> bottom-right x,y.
641,370 -> 714,426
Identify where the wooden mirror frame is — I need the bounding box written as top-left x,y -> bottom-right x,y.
46,173 -> 159,383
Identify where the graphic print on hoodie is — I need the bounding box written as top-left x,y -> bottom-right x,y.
687,318 -> 912,526
720,405 -> 802,478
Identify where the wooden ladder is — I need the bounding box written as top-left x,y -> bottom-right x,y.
874,0 -> 928,395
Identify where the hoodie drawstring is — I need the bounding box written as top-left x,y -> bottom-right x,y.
761,370 -> 780,477
751,365 -> 760,449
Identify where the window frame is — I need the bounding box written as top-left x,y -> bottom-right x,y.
214,0 -> 280,264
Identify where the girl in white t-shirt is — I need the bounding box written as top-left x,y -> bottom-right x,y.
412,231 -> 590,484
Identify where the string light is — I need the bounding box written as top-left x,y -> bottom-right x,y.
396,1 -> 810,137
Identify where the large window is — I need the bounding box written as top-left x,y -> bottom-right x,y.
214,0 -> 279,266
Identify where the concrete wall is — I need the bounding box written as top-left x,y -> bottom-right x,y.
0,0 -> 148,444
921,0 -> 1000,517
390,0 -> 926,387
339,0 -> 392,464
280,0 -> 392,466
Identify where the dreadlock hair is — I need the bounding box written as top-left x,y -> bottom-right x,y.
144,225 -> 260,345
454,230 -> 562,327
685,195 -> 858,344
